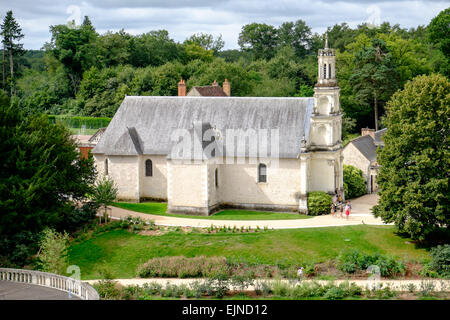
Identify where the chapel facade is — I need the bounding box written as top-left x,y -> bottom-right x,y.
92,39 -> 344,215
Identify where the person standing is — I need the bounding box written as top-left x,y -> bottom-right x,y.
331,202 -> 336,216
297,267 -> 304,284
345,201 -> 352,220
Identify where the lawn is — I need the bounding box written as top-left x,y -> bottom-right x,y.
112,202 -> 312,220
68,225 -> 429,280
69,127 -> 99,135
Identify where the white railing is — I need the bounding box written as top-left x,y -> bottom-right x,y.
0,268 -> 99,300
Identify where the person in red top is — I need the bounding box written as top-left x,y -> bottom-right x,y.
344,201 -> 352,220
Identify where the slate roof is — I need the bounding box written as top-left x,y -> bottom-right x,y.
374,128 -> 387,146
350,135 -> 377,162
88,127 -> 106,144
188,86 -> 227,96
92,96 -> 314,159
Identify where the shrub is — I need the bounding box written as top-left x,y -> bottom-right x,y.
271,280 -> 290,297
254,280 -> 272,296
291,281 -> 327,298
142,282 -> 163,296
64,201 -> 99,232
190,280 -> 209,298
324,286 -> 346,300
419,280 -> 436,297
337,249 -> 405,277
36,228 -> 69,275
126,216 -> 146,233
94,280 -> 122,300
307,191 -> 332,216
343,165 -> 366,199
230,273 -> 254,291
207,274 -> 230,299
428,245 -> 450,278
122,285 -> 145,300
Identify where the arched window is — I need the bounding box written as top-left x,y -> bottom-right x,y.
328,63 -> 332,79
145,159 -> 153,177
214,168 -> 218,188
323,63 -> 327,79
258,163 -> 267,183
104,158 -> 109,175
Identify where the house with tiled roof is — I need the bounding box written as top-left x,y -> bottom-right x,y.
178,79 -> 231,97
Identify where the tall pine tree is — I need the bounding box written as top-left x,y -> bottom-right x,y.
349,39 -> 399,130
0,10 -> 24,94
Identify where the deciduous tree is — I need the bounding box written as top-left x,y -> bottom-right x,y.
373,74 -> 449,240
238,23 -> 278,60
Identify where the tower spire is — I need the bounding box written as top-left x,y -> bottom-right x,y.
324,33 -> 328,49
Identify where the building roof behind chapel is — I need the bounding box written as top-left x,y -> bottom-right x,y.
374,128 -> 387,146
92,96 -> 314,159
187,86 -> 228,97
349,134 -> 377,162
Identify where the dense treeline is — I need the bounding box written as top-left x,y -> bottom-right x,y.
1,9 -> 448,134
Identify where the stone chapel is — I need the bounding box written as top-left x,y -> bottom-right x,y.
92,38 -> 344,215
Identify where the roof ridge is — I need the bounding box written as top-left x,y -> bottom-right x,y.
351,134 -> 374,142
124,96 -> 314,100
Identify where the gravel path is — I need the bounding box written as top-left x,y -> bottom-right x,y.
106,194 -> 390,229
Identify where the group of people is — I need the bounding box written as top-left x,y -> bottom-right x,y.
330,189 -> 352,220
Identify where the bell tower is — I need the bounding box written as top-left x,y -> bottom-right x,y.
302,33 -> 344,200
308,33 -> 342,149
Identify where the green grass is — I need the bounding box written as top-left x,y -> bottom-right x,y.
69,128 -> 100,135
68,225 -> 429,280
112,202 -> 312,220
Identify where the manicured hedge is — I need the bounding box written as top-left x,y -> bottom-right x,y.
48,115 -> 111,129
307,191 -> 332,216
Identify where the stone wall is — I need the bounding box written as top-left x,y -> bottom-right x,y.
94,154 -> 140,201
139,155 -> 168,201
167,161 -> 209,214
218,158 -> 301,210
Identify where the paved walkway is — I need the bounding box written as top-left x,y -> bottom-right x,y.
86,278 -> 449,292
0,281 -> 81,300
107,194 -> 390,229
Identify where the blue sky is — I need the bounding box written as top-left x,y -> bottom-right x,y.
1,0 -> 448,50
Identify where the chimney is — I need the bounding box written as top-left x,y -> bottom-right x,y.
178,78 -> 186,96
223,79 -> 231,96
212,79 -> 218,86
361,127 -> 375,139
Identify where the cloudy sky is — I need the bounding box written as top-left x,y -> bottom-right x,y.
1,0 -> 448,50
